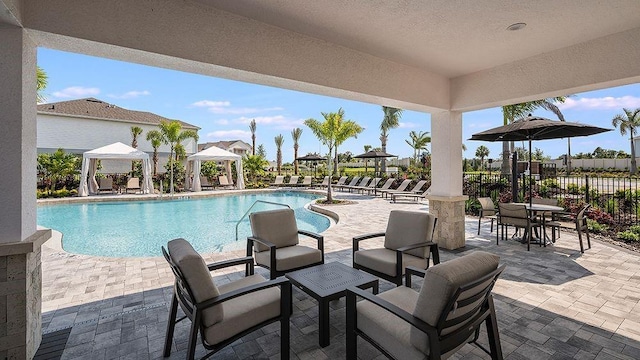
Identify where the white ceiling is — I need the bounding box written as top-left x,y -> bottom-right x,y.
203,0 -> 640,78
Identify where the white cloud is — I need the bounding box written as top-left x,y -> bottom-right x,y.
558,96 -> 640,111
107,90 -> 150,99
206,129 -> 252,139
191,100 -> 283,114
214,119 -> 229,125
233,116 -> 304,130
398,122 -> 420,129
52,86 -> 100,98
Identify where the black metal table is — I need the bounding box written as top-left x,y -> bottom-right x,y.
285,262 -> 379,347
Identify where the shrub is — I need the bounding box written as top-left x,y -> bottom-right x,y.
566,183 -> 581,195
629,225 -> 640,235
542,178 -> 559,188
617,230 -> 640,242
587,219 -> 608,234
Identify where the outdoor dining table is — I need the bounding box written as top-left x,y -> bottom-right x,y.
510,202 -> 564,245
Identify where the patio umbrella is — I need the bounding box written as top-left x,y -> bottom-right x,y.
354,150 -> 396,177
296,154 -> 326,177
469,115 -> 611,205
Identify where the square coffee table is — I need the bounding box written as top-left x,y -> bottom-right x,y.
285,262 -> 378,347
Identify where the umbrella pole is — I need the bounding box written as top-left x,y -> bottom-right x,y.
529,138 -> 533,207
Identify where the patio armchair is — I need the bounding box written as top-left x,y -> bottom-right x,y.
247,208 -> 324,279
549,204 -> 592,253
125,177 -> 141,194
353,210 -> 439,286
98,177 -> 114,194
532,197 -> 560,239
346,251 -> 505,360
162,238 -> 291,360
497,203 -> 543,251
477,197 -> 498,235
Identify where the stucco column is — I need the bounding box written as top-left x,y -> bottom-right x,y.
0,27 -> 49,360
428,111 -> 467,250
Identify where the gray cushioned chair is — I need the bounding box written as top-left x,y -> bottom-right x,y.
353,210 -> 439,286
477,197 -> 498,235
248,208 -> 324,279
346,251 -> 505,360
497,203 -> 543,251
162,238 -> 292,360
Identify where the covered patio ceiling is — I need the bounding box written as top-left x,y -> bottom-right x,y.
3,0 -> 640,113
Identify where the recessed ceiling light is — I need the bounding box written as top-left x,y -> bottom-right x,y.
507,23 -> 527,31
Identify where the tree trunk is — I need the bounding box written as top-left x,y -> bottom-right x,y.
631,138 -> 637,174
294,145 -> 299,175
252,135 -> 256,156
381,140 -> 387,173
334,147 -> 338,174
566,139 -> 572,174
153,151 -> 158,175
500,142 -> 511,175
327,147 -> 333,202
169,147 -> 174,196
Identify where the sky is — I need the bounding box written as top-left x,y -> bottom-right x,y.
37,48 -> 640,163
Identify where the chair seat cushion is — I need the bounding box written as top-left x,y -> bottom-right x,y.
203,274 -> 281,345
354,248 -> 428,277
255,245 -> 322,271
357,287 -> 426,360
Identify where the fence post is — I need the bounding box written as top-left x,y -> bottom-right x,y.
585,174 -> 590,203
479,173 -> 483,197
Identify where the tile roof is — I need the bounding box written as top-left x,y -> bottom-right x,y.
198,140 -> 251,152
37,98 -> 199,129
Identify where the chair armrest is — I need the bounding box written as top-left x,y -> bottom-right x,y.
396,241 -> 435,253
197,277 -> 291,310
207,256 -> 254,273
247,236 -> 276,251
352,232 -> 385,252
346,286 -> 437,337
299,229 -> 324,258
396,241 -> 440,264
404,266 -> 427,288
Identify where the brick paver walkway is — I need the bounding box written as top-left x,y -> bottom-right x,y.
40,190 -> 640,359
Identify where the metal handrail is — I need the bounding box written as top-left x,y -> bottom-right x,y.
235,200 -> 290,241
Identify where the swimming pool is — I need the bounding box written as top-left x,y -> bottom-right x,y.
37,191 -> 330,257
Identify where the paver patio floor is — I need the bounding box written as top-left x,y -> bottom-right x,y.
40,191 -> 640,359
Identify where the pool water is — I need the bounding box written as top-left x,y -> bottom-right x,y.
37,192 -> 330,257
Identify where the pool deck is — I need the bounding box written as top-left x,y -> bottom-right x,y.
40,190 -> 640,359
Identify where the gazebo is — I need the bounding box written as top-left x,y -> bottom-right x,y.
186,146 -> 245,191
78,142 -> 153,196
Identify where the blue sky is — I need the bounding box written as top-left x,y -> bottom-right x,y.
38,48 -> 640,162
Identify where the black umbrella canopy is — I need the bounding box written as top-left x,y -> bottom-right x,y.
469,115 -> 611,142
296,154 -> 326,161
353,150 -> 396,159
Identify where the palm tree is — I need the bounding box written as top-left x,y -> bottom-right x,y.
291,128 -> 303,175
612,108 -> 640,174
159,120 -> 199,195
405,131 -> 431,163
146,130 -> 163,175
475,145 -> 490,171
305,108 -> 362,202
363,145 -> 372,172
380,106 -> 403,172
249,119 -> 257,155
500,97 -> 566,175
36,66 -> 48,103
274,134 -> 284,175
130,126 -> 143,171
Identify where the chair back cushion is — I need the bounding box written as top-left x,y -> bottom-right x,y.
166,238 -> 223,327
498,203 -> 529,227
250,208 -> 299,251
411,251 -> 500,351
384,210 -> 436,258
477,197 -> 495,215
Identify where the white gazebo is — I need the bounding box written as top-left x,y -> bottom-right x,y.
187,145 -> 245,191
78,142 -> 154,196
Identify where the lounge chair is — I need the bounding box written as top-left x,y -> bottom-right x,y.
271,175 -> 285,187
336,176 -> 360,191
98,177 -> 114,194
218,175 -> 235,189
391,187 -> 431,203
162,238 -> 291,360
200,175 -> 214,190
342,176 -> 370,192
353,210 -> 439,286
125,177 -> 141,194
364,178 -> 394,196
355,177 -> 380,194
387,179 -> 428,197
346,251 -> 505,360
299,176 -> 312,187
247,208 -> 324,280
378,179 -> 411,198
318,176 -> 330,188
333,176 -> 348,188
285,175 -> 299,187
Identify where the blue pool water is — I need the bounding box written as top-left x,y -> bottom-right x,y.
37,192 -> 330,258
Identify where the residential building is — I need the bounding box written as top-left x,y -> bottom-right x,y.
199,140 -> 252,156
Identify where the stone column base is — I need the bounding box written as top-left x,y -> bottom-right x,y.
0,229 -> 51,360
427,196 -> 467,250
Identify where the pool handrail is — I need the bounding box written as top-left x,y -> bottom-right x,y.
235,200 -> 291,241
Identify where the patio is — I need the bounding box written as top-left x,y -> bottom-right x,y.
40,193 -> 640,359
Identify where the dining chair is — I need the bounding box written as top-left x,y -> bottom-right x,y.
477,197 -> 498,235
497,203 -> 543,251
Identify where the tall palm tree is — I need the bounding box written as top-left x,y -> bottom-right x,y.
146,130 -> 163,175
380,106 -> 403,172
159,120 -> 199,195
405,131 -> 431,163
36,66 -> 48,103
130,126 -> 143,171
500,97 -> 566,175
291,128 -> 303,175
475,145 -> 490,171
305,108 -> 362,202
612,108 -> 640,174
274,134 -> 284,175
333,110 -> 363,173
249,119 -> 257,155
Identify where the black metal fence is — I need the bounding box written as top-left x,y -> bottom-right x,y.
464,173 -> 640,226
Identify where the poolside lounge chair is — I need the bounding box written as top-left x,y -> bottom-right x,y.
299,176 -> 312,187
200,175 -> 214,190
387,179 -> 428,197
285,175 -> 299,187
98,177 -> 114,194
333,176 -> 348,188
342,176 -> 370,192
125,177 -> 141,194
336,176 -> 361,191
391,187 -> 431,203
378,179 -> 411,198
248,208 -> 324,280
355,177 -> 380,194
346,251 -> 505,360
271,175 -> 285,187
364,178 -> 394,196
218,175 -> 234,189
162,238 -> 291,360
318,176 -> 330,188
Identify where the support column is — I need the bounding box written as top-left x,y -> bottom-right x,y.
428,111 -> 467,250
0,27 -> 49,360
